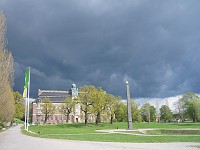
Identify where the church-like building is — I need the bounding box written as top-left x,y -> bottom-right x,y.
32,84 -> 96,124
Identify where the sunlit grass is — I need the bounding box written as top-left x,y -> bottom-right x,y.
23,122 -> 200,143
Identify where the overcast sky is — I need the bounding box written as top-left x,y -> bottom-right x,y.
1,0 -> 200,99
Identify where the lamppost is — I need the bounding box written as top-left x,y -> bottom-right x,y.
125,81 -> 133,130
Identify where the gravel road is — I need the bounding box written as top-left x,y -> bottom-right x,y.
0,125 -> 199,150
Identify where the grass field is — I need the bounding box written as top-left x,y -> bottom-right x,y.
23,122 -> 200,143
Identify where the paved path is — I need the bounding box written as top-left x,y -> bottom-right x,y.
0,125 -> 199,150
96,129 -> 200,136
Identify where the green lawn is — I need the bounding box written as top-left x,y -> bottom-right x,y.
23,122 -> 200,143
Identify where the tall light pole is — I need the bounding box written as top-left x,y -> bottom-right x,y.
126,81 -> 133,130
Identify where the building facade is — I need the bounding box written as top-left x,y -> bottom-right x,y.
32,84 -> 98,124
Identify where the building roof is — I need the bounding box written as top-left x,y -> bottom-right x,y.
37,89 -> 72,103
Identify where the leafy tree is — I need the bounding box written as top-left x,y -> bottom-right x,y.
131,100 -> 142,122
60,97 -> 75,123
176,92 -> 200,122
115,100 -> 127,122
182,92 -> 199,101
187,98 -> 200,122
0,85 -> 15,125
90,87 -> 107,125
141,103 -> 156,123
160,105 -> 173,122
195,101 -> 200,122
150,106 -> 156,122
41,98 -> 55,123
13,91 -> 25,119
79,85 -> 96,126
175,97 -> 187,122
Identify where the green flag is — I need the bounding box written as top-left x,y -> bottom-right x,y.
23,68 -> 30,98
24,68 -> 30,88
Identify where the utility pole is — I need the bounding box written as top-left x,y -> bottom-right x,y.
125,81 -> 133,130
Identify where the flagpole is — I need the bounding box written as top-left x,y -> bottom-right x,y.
27,67 -> 30,131
24,88 -> 27,130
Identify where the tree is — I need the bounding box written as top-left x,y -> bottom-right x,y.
175,96 -> 187,122
0,85 -> 15,125
193,100 -> 200,122
131,100 -> 142,122
187,98 -> 200,122
141,103 -> 151,123
79,85 -> 96,126
41,98 -> 55,123
184,92 -> 200,122
0,12 -> 14,90
106,94 -> 116,124
0,48 -> 14,93
13,91 -> 25,120
115,100 -> 127,122
60,97 -> 75,123
0,11 -> 7,51
150,106 -> 156,122
0,11 -> 15,125
175,92 -> 200,122
160,105 -> 173,122
141,103 -> 156,123
90,87 -> 107,125
156,100 -> 160,122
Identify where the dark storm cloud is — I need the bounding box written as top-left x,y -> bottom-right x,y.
1,0 -> 200,98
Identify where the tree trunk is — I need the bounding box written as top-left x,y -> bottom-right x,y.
84,111 -> 88,126
147,113 -> 150,123
45,114 -> 47,123
66,114 -> 69,123
85,118 -> 88,126
96,112 -> 101,125
110,115 -> 113,124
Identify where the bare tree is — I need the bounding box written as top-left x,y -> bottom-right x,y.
106,94 -> 116,124
0,49 -> 14,92
156,100 -> 160,123
174,96 -> 187,122
0,11 -> 15,125
0,11 -> 7,51
141,103 -> 151,123
0,11 -> 14,93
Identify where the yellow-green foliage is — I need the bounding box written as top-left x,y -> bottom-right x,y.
41,98 -> 55,123
13,91 -> 25,119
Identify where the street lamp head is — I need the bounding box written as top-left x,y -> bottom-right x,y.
125,81 -> 129,84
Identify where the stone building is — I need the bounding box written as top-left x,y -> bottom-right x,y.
31,84 -> 92,124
